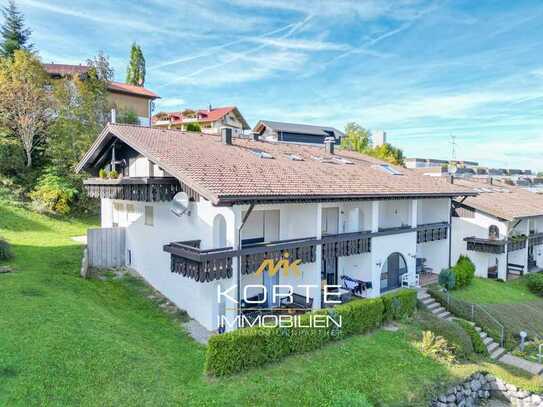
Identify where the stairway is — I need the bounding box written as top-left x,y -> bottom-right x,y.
417,289 -> 543,375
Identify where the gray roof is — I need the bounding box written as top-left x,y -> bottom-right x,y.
254,120 -> 345,138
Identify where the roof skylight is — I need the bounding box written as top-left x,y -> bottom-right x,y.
375,164 -> 403,175
287,154 -> 304,161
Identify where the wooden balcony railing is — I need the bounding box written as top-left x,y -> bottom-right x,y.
529,233 -> 543,247
465,236 -> 527,254
84,177 -> 183,202
416,222 -> 448,244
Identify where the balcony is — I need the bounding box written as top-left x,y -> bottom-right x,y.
529,232 -> 543,247
84,177 -> 183,202
164,231 -> 372,283
465,236 -> 527,254
416,222 -> 448,244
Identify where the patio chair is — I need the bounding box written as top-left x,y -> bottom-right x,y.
340,275 -> 372,298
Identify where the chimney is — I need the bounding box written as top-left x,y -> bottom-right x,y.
208,104 -> 212,112
251,132 -> 260,141
324,136 -> 335,155
111,108 -> 116,124
448,175 -> 454,184
221,127 -> 232,145
488,176 -> 493,185
372,130 -> 387,147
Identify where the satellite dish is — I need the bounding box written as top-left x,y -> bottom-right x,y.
171,192 -> 191,217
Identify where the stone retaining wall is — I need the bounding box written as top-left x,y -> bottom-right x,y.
431,372 -> 543,406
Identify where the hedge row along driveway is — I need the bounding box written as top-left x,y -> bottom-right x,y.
205,289 -> 417,376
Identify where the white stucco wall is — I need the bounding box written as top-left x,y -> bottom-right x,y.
418,198 -> 449,224
98,196 -> 451,330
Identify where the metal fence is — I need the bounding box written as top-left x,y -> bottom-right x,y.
429,288 -> 507,348
87,227 -> 126,268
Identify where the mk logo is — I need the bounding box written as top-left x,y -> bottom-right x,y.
255,251 -> 302,277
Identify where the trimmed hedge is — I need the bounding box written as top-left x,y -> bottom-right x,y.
454,318 -> 488,356
526,273 -> 543,296
382,289 -> 417,321
0,236 -> 12,261
205,289 -> 416,376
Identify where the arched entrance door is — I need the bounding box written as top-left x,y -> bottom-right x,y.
380,253 -> 408,293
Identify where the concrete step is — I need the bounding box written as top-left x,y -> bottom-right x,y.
499,353 -> 543,375
483,337 -> 493,345
479,331 -> 488,339
487,342 -> 499,353
490,347 -> 507,360
431,307 -> 445,315
418,292 -> 430,300
426,302 -> 440,310
437,311 -> 451,319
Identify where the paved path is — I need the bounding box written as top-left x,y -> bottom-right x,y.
418,289 -> 543,376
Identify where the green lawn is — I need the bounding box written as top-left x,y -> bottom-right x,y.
0,203 -> 540,406
444,277 -> 543,343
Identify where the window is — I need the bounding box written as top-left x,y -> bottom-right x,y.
489,225 -> 500,240
144,206 -> 154,226
375,164 -> 403,175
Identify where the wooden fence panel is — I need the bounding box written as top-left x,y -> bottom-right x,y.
87,227 -> 126,268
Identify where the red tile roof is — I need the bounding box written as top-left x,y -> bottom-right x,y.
78,124 -> 475,206
107,81 -> 159,99
43,63 -> 159,99
153,106 -> 249,129
452,178 -> 543,220
43,63 -> 89,76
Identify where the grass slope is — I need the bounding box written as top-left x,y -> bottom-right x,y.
1,203 -> 540,406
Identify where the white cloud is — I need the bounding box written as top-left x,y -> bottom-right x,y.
246,37 -> 350,51
155,97 -> 186,110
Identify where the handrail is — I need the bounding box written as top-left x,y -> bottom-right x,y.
445,292 -> 505,348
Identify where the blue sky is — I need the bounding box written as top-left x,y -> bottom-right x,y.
13,0 -> 543,171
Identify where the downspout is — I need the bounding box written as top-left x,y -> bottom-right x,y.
236,203 -> 255,328
448,198 -> 453,268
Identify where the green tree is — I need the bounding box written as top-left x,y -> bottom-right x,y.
48,54 -> 111,172
126,43 -> 145,86
340,122 -> 404,165
0,50 -> 50,167
341,122 -> 370,152
0,1 -> 32,58
185,122 -> 201,132
116,109 -> 139,125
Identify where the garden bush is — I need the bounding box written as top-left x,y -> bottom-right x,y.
454,318 -> 488,356
29,167 -> 78,215
438,268 -> 456,290
415,310 -> 474,359
205,291 -> 417,376
382,288 -> 417,320
526,273 -> 543,296
420,330 -> 455,364
0,236 -> 12,260
453,255 -> 475,289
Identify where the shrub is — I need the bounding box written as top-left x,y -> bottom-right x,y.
453,255 -> 475,289
415,311 -> 473,359
454,318 -> 488,356
335,297 -> 384,336
98,168 -> 107,178
29,167 -> 78,215
0,236 -> 12,260
205,298 -> 385,376
108,170 -> 119,179
438,268 -> 456,290
526,273 -> 543,296
185,122 -> 201,132
421,330 -> 455,364
382,289 -> 417,321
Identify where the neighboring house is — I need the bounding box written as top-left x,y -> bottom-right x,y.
152,106 -> 250,137
252,120 -> 345,145
451,178 -> 543,281
405,157 -> 479,169
43,63 -> 160,126
77,124 -> 473,331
